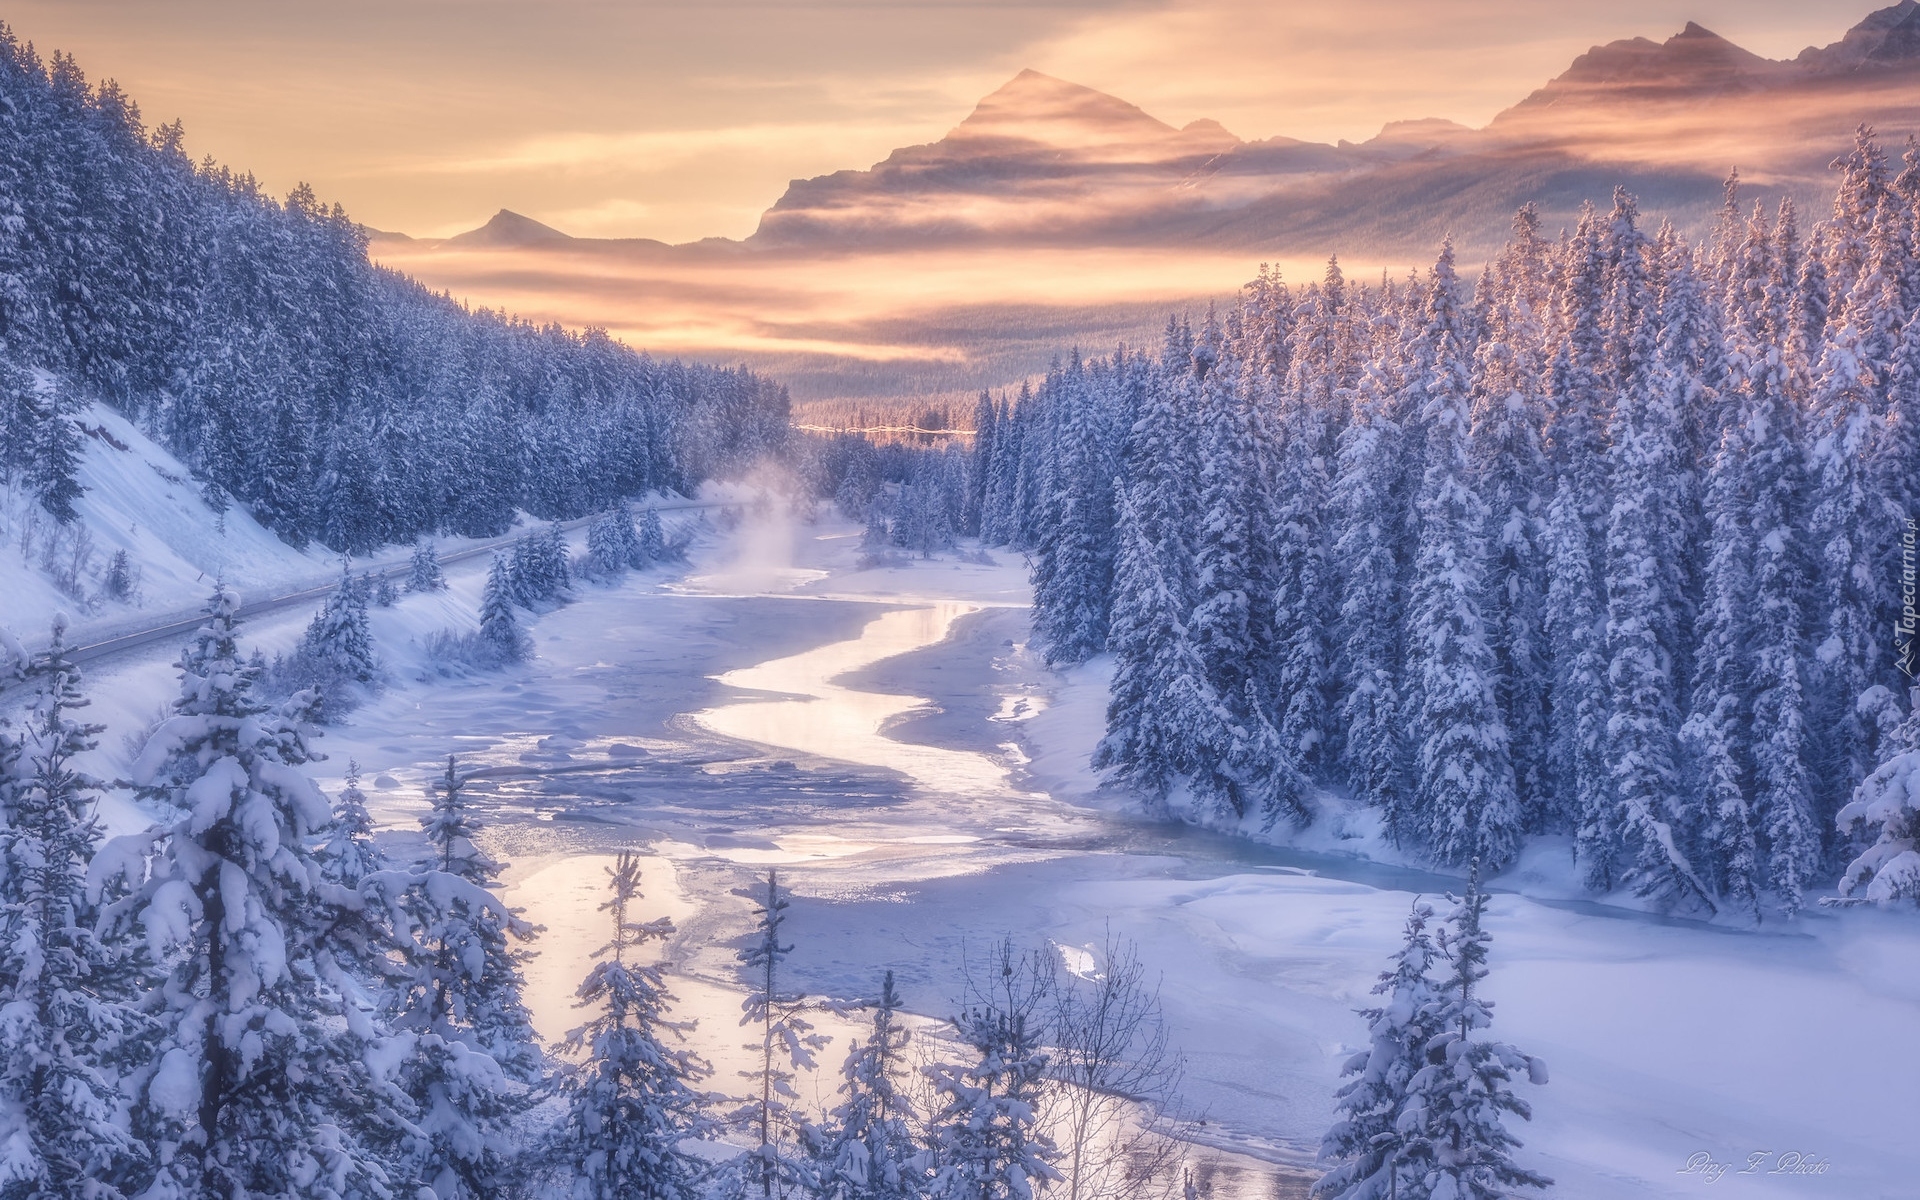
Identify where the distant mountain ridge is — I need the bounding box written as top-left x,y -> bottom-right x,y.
737,3 -> 1920,256
391,4 -> 1920,262
367,4 -> 1920,407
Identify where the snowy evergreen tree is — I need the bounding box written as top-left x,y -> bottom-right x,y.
1266,270 -> 1341,779
1405,243 -> 1523,870
638,507 -> 673,565
964,392 -> 997,539
732,870 -> 826,1199
1312,901 -> 1442,1200
924,941 -> 1059,1200
1830,687 -> 1920,906
1743,273 -> 1821,916
1683,420 -> 1762,920
543,521 -> 574,595
304,560 -> 377,683
1032,360 -> 1116,664
864,495 -> 895,551
1468,207 -> 1552,828
1808,166 -> 1904,831
1095,480 -> 1211,802
1095,341 -> 1211,801
1332,345 -> 1411,826
1187,320 -> 1307,823
1398,864 -> 1550,1200
407,541 -> 449,593
387,755 -> 544,1199
479,553 -> 528,665
1602,194 -> 1716,913
318,760 -> 385,890
116,585 -> 384,1199
0,617 -> 148,1197
548,851 -> 713,1200
1543,208 -> 1615,856
815,971 -> 926,1200
24,380 -> 86,523
585,506 -> 638,582
103,548 -> 135,602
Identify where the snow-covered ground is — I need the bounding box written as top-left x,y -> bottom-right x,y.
11,501 -> 1918,1198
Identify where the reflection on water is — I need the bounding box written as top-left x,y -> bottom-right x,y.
489,595 -> 1312,1196
694,602 -> 1010,797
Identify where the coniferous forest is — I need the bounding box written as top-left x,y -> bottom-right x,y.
973,136 -> 1920,918
0,29 -> 790,554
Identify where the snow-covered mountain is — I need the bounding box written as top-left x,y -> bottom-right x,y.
388,7 -> 1920,262
741,6 -> 1920,256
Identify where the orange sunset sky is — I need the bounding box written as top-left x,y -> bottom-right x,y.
0,0 -> 1886,244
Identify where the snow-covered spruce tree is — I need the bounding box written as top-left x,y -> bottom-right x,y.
1543,207 -> 1614,857
0,617 -> 148,1197
103,548 -> 135,602
543,521 -> 574,595
1399,863 -> 1550,1200
318,760 -> 385,890
1312,900 -> 1442,1200
1187,319 -> 1306,824
480,552 -> 529,665
863,495 -> 894,550
507,533 -> 546,608
584,508 -> 633,583
815,971 -> 926,1200
304,560 -> 377,683
1332,347 -> 1412,828
1467,206 -> 1552,830
1031,359 -> 1116,665
548,851 -> 713,1200
732,870 -> 827,1199
387,755 -> 545,1199
1095,348 -> 1207,800
639,506 -> 673,565
407,540 -> 449,593
924,940 -> 1059,1200
1095,483 -> 1212,803
1743,248 -> 1822,915
1601,195 -> 1716,914
1808,167 -> 1904,830
309,760 -> 405,1056
1405,241 -> 1523,871
1265,265 -> 1342,780
1828,687 -> 1920,906
117,585 -> 384,1198
1683,421 -> 1762,920
964,391 -> 998,538
23,377 -> 86,523
982,395 -> 1026,548
579,506 -> 625,583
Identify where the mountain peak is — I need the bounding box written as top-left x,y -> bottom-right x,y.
447,209 -> 572,248
954,69 -> 1182,147
1495,18 -> 1779,120
1798,1 -> 1920,73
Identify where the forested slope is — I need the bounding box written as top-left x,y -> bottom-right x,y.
0,27 -> 789,557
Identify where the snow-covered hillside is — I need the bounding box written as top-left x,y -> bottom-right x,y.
1,401 -> 335,651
